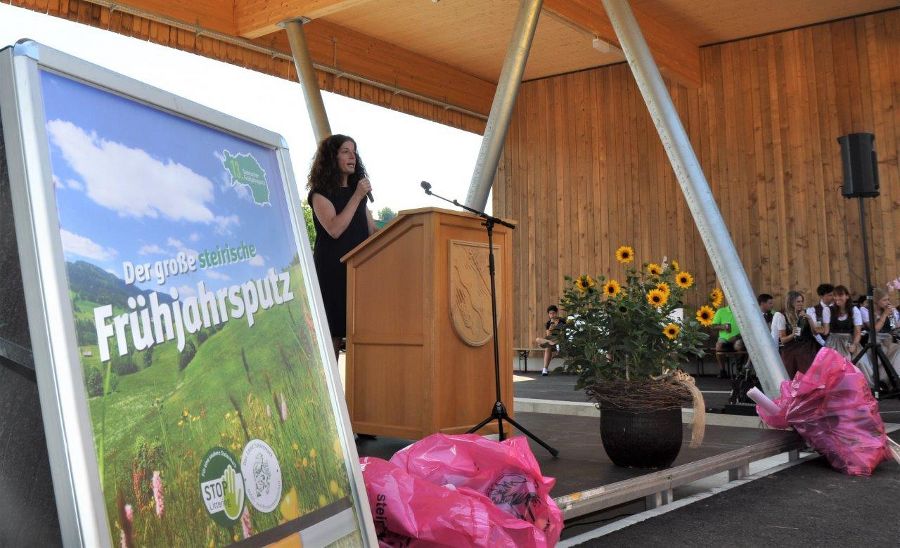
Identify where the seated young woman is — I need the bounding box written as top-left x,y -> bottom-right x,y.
770,290 -> 818,378
824,285 -> 862,362
857,288 -> 900,386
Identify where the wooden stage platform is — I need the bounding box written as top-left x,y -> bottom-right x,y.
354,412 -> 805,523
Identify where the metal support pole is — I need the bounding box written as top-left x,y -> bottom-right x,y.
465,0 -> 542,210
601,0 -> 788,396
284,19 -> 332,143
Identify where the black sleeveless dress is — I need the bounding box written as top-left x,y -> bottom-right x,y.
309,187 -> 369,338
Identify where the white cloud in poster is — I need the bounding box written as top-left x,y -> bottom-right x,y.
60,228 -> 116,261
189,232 -> 201,242
166,237 -> 199,259
46,120 -> 216,223
248,255 -> 265,267
213,214 -> 240,234
206,270 -> 230,281
67,178 -> 84,191
138,244 -> 165,255
52,174 -> 63,189
176,284 -> 197,298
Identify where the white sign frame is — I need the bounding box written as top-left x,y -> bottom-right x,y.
0,40 -> 375,547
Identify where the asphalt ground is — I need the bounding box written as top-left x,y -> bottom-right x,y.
515,369 -> 900,547
569,431 -> 900,547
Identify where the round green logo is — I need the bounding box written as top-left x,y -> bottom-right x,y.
199,447 -> 245,526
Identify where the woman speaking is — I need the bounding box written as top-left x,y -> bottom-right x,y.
307,135 -> 377,358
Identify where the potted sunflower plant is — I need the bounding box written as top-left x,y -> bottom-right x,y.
554,246 -> 715,469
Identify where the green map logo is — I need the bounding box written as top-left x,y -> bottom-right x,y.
222,150 -> 270,205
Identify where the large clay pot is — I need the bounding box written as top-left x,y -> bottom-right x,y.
600,405 -> 683,469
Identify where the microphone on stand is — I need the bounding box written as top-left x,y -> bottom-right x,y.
420,181 -> 432,194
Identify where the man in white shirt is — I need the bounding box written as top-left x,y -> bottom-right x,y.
807,283 -> 834,347
858,295 -> 871,324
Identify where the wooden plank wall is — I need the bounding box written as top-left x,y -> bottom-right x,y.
8,0 -> 487,134
496,10 -> 900,347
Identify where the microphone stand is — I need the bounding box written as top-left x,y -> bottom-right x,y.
421,182 -> 558,457
849,196 -> 900,398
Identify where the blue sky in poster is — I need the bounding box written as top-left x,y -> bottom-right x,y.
41,69 -> 301,296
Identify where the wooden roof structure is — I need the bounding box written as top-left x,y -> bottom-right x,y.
9,0 -> 897,133
8,0 -> 900,383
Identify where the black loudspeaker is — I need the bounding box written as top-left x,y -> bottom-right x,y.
837,133 -> 879,198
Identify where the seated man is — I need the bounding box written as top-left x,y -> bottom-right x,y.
807,283 -> 834,347
713,301 -> 744,378
534,305 -> 562,376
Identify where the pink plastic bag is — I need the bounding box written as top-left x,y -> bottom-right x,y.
756,347 -> 893,475
360,434 -> 562,547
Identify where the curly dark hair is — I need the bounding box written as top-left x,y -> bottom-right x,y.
307,134 -> 367,198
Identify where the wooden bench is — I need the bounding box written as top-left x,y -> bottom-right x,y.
513,347 -> 546,372
716,350 -> 749,378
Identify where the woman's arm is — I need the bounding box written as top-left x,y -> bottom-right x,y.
816,307 -> 830,336
850,308 -> 863,349
874,307 -> 891,332
777,329 -> 795,345
365,207 -> 377,235
850,325 -> 862,350
310,183 -> 370,239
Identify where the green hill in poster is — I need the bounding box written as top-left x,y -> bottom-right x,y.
74,264 -> 351,546
66,260 -> 172,308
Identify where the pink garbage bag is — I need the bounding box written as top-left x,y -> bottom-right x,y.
390,433 -> 562,539
359,433 -> 562,547
360,457 -> 558,547
756,347 -> 893,476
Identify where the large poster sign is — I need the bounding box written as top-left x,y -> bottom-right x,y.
0,42 -> 373,546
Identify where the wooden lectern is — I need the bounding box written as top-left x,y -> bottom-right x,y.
341,208 -> 514,439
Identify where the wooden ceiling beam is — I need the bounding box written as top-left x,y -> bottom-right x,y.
543,0 -> 702,87
81,0 -> 493,117
252,19 -> 495,116
103,0 -> 237,34
234,0 -> 375,39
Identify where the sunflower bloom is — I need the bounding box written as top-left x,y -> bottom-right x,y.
646,289 -> 668,307
575,275 -> 596,293
603,279 -> 621,297
615,246 -> 634,264
663,323 -> 680,340
647,263 -> 662,276
697,305 -> 715,326
710,288 -> 724,309
675,271 -> 694,289
669,260 -> 680,271
656,282 -> 671,297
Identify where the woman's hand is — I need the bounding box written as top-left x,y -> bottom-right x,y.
355,178 -> 372,201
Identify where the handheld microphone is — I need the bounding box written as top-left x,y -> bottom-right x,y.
420,181 -> 432,194
357,178 -> 373,202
